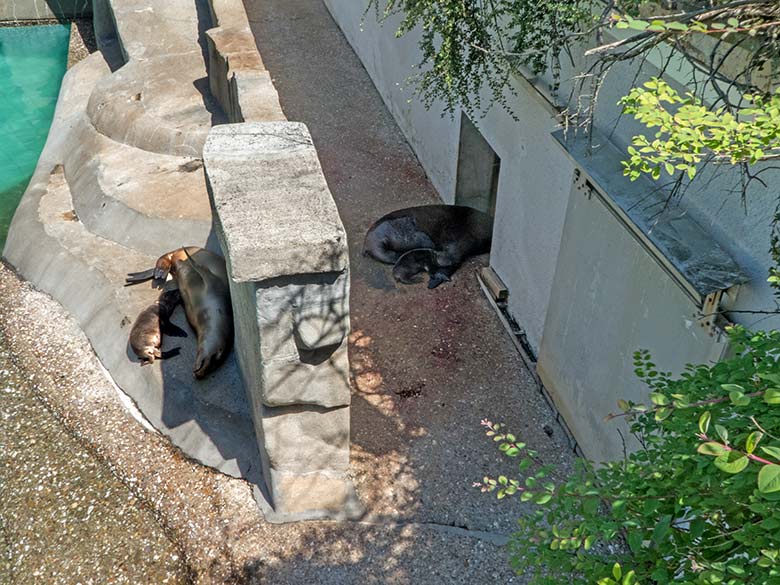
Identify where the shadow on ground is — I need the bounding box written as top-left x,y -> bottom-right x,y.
235,1 -> 576,577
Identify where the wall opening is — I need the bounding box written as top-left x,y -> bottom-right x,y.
455,113 -> 500,218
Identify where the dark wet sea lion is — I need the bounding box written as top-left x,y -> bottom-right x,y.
363,205 -> 493,288
129,288 -> 187,365
176,248 -> 234,379
125,247 -> 234,379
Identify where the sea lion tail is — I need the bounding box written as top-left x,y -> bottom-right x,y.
124,268 -> 156,286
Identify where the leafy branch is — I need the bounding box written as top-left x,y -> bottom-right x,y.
475,326 -> 780,584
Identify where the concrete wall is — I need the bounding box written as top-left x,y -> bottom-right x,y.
323,1 -> 780,460
324,2 -> 576,350
323,1 -> 780,351
0,0 -> 91,20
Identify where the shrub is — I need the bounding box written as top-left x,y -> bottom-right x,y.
477,325 -> 780,584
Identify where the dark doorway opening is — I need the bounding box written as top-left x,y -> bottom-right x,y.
455,113 -> 500,218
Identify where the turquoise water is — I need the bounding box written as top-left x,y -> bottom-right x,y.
0,25 -> 70,245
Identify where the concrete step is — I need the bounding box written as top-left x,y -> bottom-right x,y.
64,110 -> 213,257
7,163 -> 262,487
87,53 -> 226,157
102,0 -> 208,61
4,52 -> 264,494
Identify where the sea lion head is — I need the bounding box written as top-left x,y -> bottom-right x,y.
140,345 -> 162,365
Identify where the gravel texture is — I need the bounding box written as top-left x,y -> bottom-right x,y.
67,19 -> 96,69
0,0 -> 577,581
0,324 -> 188,584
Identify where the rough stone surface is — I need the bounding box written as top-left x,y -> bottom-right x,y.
206,119 -> 355,518
0,334 -> 189,584
204,0 -> 284,124
0,0 -> 579,578
0,0 -> 91,21
205,122 -> 349,282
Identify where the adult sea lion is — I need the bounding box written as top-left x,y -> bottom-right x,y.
363,204 -> 493,288
129,288 -> 187,365
126,247 -> 233,379
177,248 -> 234,379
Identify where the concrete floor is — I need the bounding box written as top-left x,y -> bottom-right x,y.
0,1 -> 577,582
243,0 -> 575,572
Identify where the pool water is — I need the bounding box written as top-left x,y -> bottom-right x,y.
0,24 -> 70,246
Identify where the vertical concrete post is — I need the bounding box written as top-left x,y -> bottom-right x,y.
203,122 -> 361,522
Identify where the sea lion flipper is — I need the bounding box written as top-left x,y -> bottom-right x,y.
160,347 -> 182,360
427,273 -> 451,289
162,322 -> 188,338
125,268 -> 156,286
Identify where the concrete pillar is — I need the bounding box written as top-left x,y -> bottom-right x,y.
203,122 -> 361,522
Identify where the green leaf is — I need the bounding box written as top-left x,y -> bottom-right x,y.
761,446 -> 780,461
714,451 -> 749,474
698,411 -> 711,435
765,389 -> 780,404
613,562 -> 622,580
758,465 -> 780,493
747,432 -> 763,454
534,493 -> 552,505
650,392 -> 669,406
652,515 -> 671,545
698,442 -> 727,456
665,21 -> 688,31
627,530 -> 643,553
721,383 -> 745,393
715,424 -> 729,443
728,390 -> 750,406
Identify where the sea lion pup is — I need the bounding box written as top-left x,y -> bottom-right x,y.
125,247 -> 234,379
363,204 -> 493,288
177,248 -> 234,379
129,288 -> 187,365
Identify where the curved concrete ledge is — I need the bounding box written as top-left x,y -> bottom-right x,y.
65,112 -> 212,255
87,54 -> 224,157
4,52 -> 262,487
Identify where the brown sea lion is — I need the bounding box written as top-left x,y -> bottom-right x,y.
125,246 -> 228,287
128,288 -> 187,365
125,247 -> 233,379
177,248 -> 234,379
363,205 -> 493,288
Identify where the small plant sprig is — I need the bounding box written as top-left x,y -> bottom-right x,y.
477,325 -> 780,585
